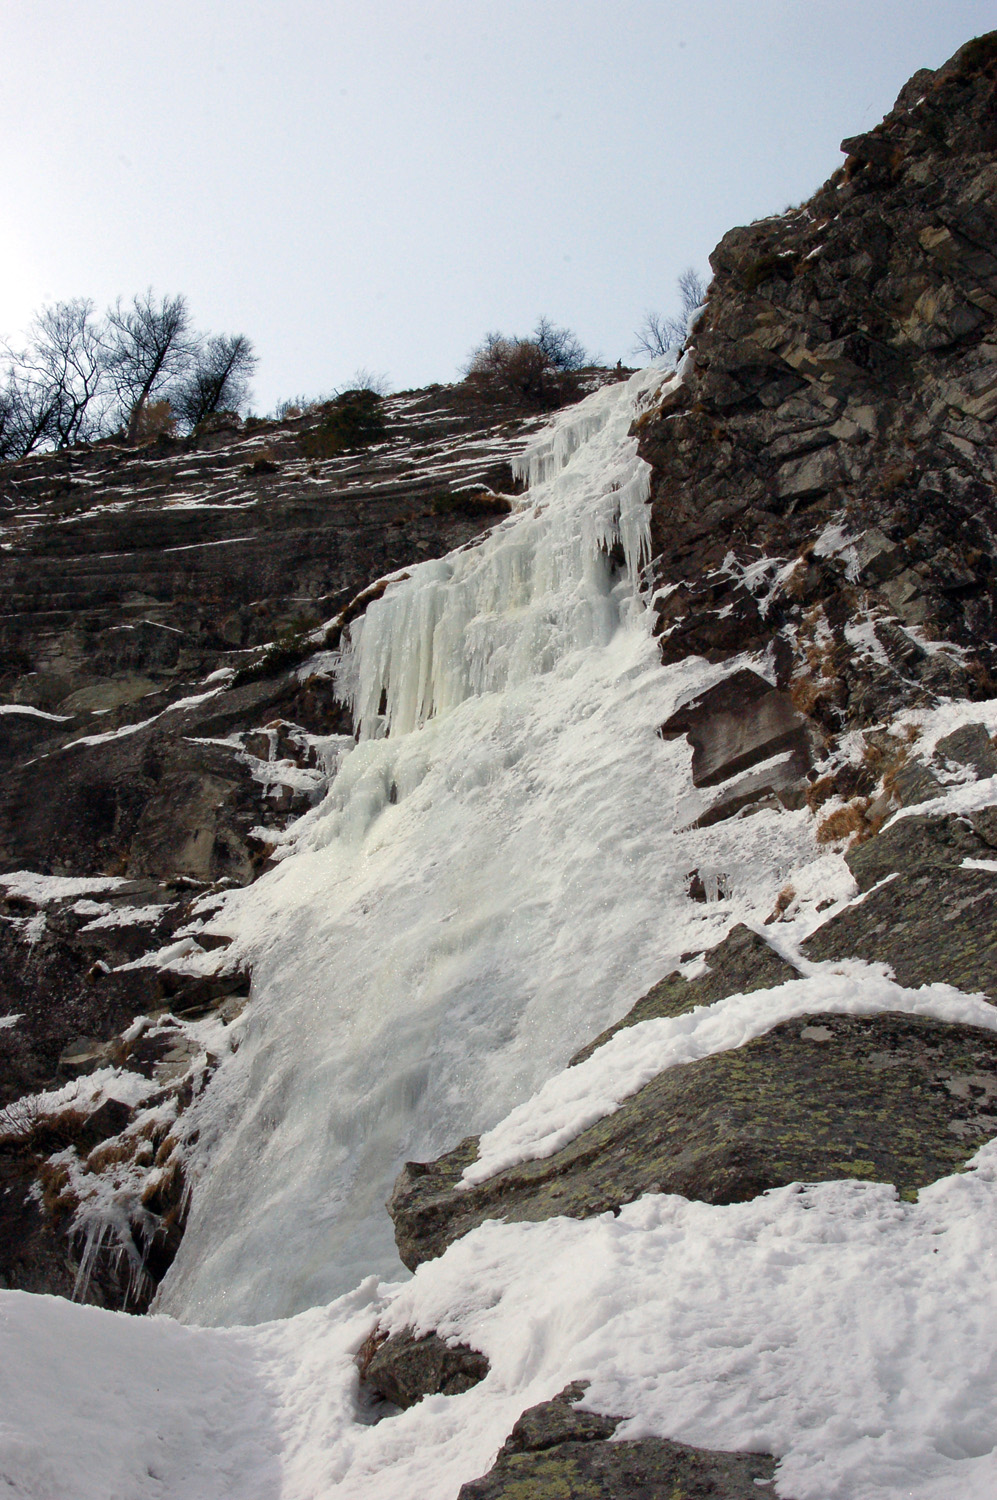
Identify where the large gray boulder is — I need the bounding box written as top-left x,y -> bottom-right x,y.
456,1384 -> 778,1499
391,1010 -> 997,1270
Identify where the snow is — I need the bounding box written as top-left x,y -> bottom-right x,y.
0,871 -> 128,904
4,370 -> 997,1498
0,1066 -> 162,1139
79,903 -> 168,931
66,685 -> 226,747
4,1154 -> 997,1499
0,703 -> 70,720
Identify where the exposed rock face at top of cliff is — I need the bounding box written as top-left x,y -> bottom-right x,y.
640,31 -> 997,734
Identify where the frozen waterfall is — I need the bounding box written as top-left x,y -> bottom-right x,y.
155,368 -> 812,1326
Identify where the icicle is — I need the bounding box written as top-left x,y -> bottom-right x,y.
337,368 -> 665,741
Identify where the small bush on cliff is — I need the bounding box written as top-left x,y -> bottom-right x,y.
232,617 -> 321,685
463,318 -> 588,410
301,388 -> 387,458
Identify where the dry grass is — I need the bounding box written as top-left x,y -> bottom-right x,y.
816,798 -> 871,845
805,774 -> 836,812
764,884 -> 796,924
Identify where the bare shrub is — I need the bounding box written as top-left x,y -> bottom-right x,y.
463,322 -> 585,410
132,399 -> 176,443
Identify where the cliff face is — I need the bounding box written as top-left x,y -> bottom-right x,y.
0,383 -> 554,1306
641,32 -> 997,732
2,36 -> 997,1500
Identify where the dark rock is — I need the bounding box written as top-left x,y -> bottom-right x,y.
845,811 -> 992,891
494,1382 -> 620,1450
391,1012 -> 997,1270
889,760 -> 944,807
659,669 -> 813,789
358,1328 -> 489,1409
457,1384 -> 780,1498
934,721 -> 997,778
571,924 -> 798,1065
692,756 -> 811,827
804,864 -> 997,996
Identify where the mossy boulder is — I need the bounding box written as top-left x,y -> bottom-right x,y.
391,1011 -> 997,1269
805,864 -> 997,996
457,1384 -> 778,1499
843,809 -> 996,892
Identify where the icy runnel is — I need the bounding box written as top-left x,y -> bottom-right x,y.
338,368 -> 670,740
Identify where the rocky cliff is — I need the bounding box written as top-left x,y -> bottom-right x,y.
2,33 -> 997,1500
374,34 -> 997,1496
0,382 -> 558,1305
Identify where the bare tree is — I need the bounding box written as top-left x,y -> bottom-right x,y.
532,316 -> 588,372
171,333 -> 257,429
0,369 -> 55,459
30,300 -> 107,447
343,367 -> 391,396
0,299 -> 108,457
104,290 -> 200,443
633,268 -> 708,361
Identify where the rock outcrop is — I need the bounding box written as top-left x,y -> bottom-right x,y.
640,32 -> 997,738
357,1328 -> 490,1411
456,1385 -> 778,1500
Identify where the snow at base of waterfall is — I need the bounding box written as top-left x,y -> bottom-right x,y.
3,1146 -> 997,1500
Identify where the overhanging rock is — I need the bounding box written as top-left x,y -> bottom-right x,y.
659,667 -> 816,822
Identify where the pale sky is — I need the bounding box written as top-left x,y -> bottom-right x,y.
2,1 -> 994,413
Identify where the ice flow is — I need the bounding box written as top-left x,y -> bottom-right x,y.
154,367 -> 799,1327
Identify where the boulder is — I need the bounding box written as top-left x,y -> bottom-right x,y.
457,1384 -> 778,1499
659,669 -> 813,789
391,1012 -> 997,1270
358,1329 -> 489,1409
934,721 -> 997,779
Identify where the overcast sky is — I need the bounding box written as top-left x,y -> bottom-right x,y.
2,2 -> 994,413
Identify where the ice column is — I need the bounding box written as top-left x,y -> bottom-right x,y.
337,367 -> 670,740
